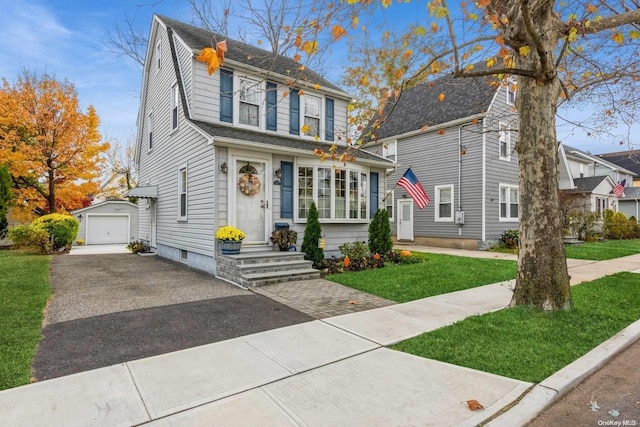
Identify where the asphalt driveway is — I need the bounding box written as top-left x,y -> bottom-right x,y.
33,253 -> 313,381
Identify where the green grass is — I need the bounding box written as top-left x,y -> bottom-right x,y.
392,272 -> 640,383
0,250 -> 51,390
327,253 -> 517,303
564,239 -> 640,260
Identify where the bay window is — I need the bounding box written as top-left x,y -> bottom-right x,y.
296,165 -> 369,221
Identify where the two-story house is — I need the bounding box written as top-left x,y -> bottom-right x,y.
363,71 -> 520,249
128,15 -> 393,278
559,144 -> 636,218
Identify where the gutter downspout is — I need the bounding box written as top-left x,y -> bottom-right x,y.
482,120 -> 487,242
457,121 -> 476,236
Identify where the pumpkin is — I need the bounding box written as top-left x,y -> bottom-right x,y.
400,250 -> 412,257
343,255 -> 350,268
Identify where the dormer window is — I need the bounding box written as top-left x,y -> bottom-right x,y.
239,77 -> 260,127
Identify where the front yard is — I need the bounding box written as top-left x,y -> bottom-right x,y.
564,238 -> 640,260
327,252 -> 517,303
0,251 -> 50,390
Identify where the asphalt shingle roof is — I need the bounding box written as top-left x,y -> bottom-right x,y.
572,176 -> 609,192
598,150 -> 640,177
157,15 -> 346,95
363,72 -> 498,141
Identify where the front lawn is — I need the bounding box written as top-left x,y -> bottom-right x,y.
564,238 -> 640,260
327,252 -> 517,303
392,272 -> 640,383
0,251 -> 51,390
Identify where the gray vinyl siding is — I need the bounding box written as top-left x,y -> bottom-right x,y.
483,85 -> 520,241
137,25 -> 217,263
389,122 -> 485,240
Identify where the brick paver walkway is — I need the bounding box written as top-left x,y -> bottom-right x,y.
252,278 -> 395,319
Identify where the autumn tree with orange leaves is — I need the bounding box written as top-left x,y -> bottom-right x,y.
0,71 -> 109,221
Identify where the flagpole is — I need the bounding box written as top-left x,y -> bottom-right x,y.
383,166 -> 411,202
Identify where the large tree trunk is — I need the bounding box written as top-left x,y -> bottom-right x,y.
510,70 -> 572,310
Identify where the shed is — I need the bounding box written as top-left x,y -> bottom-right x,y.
72,200 -> 139,245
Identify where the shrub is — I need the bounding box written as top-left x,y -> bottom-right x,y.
567,208 -> 599,240
8,224 -> 50,254
339,241 -> 370,259
126,240 -> 150,254
500,228 -> 519,249
32,213 -> 79,250
603,209 -> 636,240
301,202 -> 324,268
368,209 -> 393,255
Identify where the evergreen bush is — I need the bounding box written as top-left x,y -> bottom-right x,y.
368,209 -> 393,255
301,202 -> 324,267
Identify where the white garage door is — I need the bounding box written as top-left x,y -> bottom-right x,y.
86,215 -> 129,244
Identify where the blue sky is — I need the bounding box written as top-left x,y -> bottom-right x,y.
0,0 -> 633,154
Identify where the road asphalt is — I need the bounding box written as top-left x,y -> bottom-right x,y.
0,244 -> 638,426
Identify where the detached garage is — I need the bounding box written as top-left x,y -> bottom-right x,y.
72,200 -> 139,245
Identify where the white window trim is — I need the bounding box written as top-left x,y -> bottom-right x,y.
294,161 -> 369,223
235,76 -> 263,130
296,91 -> 327,141
148,110 -> 154,152
435,184 -> 454,222
499,122 -> 511,161
177,163 -> 188,221
506,79 -> 516,106
170,82 -> 179,132
499,183 -> 519,222
385,189 -> 394,221
155,40 -> 162,72
383,140 -> 397,163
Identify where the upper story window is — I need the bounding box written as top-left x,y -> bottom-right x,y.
155,40 -> 162,71
296,164 -> 368,221
506,80 -> 516,105
499,122 -> 511,161
499,184 -> 519,221
148,111 -> 154,151
171,83 -> 179,131
178,164 -> 188,220
239,77 -> 260,127
383,140 -> 397,162
435,184 -> 454,222
303,95 -> 321,137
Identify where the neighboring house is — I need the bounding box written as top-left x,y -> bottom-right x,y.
362,71 -> 520,249
598,149 -> 640,187
129,15 -> 393,275
71,200 -> 139,245
618,187 -> 640,219
558,144 -> 635,217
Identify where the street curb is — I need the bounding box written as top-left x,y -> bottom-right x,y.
486,318 -> 640,426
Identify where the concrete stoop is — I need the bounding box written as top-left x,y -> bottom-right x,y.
217,251 -> 320,287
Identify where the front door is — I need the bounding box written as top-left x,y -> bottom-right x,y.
397,199 -> 414,241
235,159 -> 269,244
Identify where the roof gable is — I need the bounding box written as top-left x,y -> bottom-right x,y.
156,15 -> 347,96
598,150 -> 640,177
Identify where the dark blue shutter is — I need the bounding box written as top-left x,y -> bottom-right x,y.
220,69 -> 233,123
266,82 -> 277,131
289,89 -> 299,135
370,172 -> 379,219
281,162 -> 294,218
325,98 -> 334,141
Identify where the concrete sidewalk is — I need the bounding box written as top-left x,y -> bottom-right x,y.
1,251 -> 640,426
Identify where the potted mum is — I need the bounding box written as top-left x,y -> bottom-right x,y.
216,226 -> 246,254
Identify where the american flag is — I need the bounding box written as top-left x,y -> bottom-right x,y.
397,168 -> 431,209
613,179 -> 626,197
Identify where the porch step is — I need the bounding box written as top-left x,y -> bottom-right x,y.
216,250 -> 320,287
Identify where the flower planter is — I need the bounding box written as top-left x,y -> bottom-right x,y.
220,240 -> 242,255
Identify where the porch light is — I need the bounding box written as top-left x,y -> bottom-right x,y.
274,168 -> 281,179
221,162 -> 228,174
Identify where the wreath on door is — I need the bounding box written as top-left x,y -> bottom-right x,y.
238,168 -> 261,196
